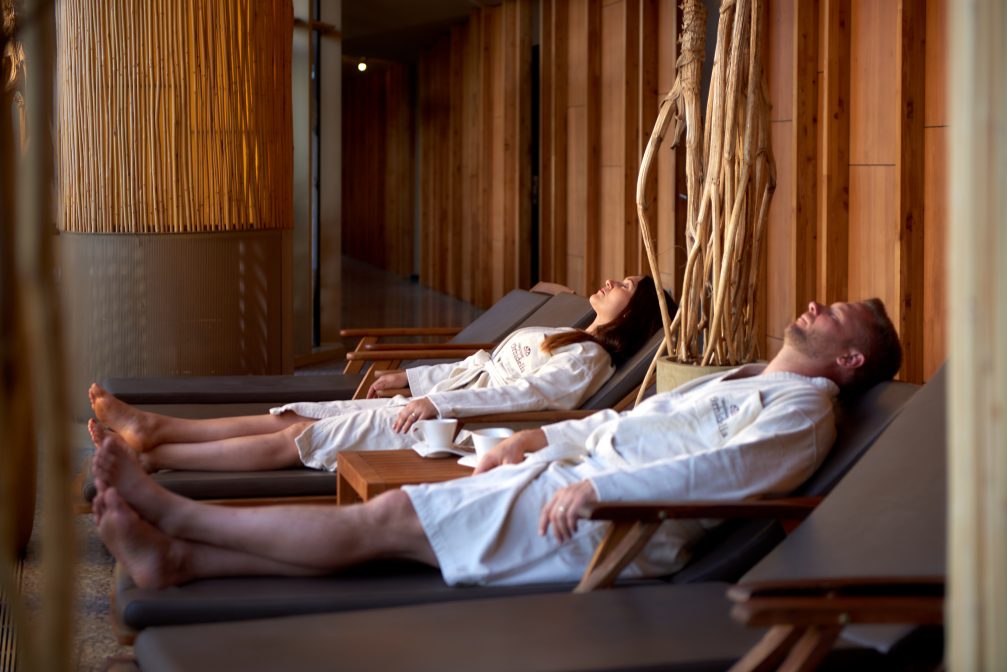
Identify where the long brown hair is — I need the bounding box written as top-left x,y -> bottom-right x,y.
540,276 -> 674,365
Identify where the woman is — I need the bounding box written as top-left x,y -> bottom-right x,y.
89,276 -> 669,473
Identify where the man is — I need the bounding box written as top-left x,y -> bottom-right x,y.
92,299 -> 902,589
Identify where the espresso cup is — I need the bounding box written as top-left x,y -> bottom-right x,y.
413,419 -> 458,449
470,427 -> 515,457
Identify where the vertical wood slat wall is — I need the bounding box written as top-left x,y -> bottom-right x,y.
541,0 -> 673,297
764,0 -> 945,381
414,1 -> 532,308
340,0 -> 947,382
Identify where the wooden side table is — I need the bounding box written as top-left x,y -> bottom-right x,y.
336,450 -> 474,505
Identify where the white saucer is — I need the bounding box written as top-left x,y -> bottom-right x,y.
457,454 -> 480,468
412,441 -> 472,459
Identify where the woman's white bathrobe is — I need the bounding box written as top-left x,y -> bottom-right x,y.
270,327 -> 614,471
403,365 -> 839,586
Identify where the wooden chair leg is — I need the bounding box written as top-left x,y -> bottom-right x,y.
778,625 -> 843,672
352,360 -> 397,399
574,521 -> 660,593
730,625 -> 804,672
343,337 -> 377,374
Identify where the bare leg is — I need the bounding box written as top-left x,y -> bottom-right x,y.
139,421 -> 310,471
89,383 -> 307,452
95,489 -> 323,588
93,428 -> 438,570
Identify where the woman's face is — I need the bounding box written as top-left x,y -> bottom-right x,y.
590,276 -> 643,323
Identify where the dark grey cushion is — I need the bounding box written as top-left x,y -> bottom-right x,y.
102,288 -> 548,404
134,582 -> 755,672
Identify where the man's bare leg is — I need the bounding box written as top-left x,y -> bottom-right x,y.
90,419 -> 309,472
96,489 -> 324,588
89,383 -> 307,452
92,426 -> 438,570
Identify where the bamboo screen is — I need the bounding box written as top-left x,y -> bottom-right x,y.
55,0 -> 293,233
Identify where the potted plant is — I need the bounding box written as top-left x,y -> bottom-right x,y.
636,0 -> 776,394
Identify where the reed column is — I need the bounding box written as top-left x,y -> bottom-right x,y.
55,0 -> 294,412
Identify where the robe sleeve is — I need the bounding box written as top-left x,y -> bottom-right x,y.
587,386 -> 836,503
423,343 -> 614,417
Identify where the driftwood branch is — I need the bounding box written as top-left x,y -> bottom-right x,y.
637,0 -> 775,370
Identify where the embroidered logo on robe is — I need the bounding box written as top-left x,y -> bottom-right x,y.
510,343 -> 534,372
710,395 -> 742,438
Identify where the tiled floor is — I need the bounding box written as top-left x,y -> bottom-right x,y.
14,257 -> 481,671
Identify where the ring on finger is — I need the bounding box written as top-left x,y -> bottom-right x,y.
558,505 -> 566,513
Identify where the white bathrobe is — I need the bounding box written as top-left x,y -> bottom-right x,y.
403,364 -> 839,586
270,327 -> 614,471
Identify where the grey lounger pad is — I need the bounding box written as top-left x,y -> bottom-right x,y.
101,288 -> 547,404
97,374 -> 363,405
118,559 -> 661,631
134,582 -> 754,672
114,380 -> 918,631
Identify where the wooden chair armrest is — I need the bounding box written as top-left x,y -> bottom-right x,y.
580,497 -> 822,523
728,577 -> 944,672
529,281 -> 575,295
339,326 -> 463,338
728,576 -> 945,602
460,410 -> 599,424
346,349 -> 479,362
573,497 -> 821,594
725,580 -> 942,672
363,342 -> 496,352
375,388 -> 411,398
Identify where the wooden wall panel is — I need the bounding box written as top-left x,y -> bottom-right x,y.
923,127 -> 947,377
924,0 -> 947,127
599,1 -> 627,284
410,0 -> 531,308
766,0 -> 795,347
848,166 -> 899,309
923,0 -> 948,377
655,0 -> 680,295
895,0 -> 926,383
793,0 -> 820,314
766,126 -> 794,346
818,0 -> 850,305
540,0 -> 568,284
849,0 -> 897,165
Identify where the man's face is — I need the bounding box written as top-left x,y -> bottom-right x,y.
784,301 -> 870,361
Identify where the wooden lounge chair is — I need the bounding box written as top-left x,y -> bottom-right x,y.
110,376 -> 918,643
80,290 -> 598,507
100,283 -> 569,405
128,367 -> 944,672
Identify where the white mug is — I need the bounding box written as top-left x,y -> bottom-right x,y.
413,419 -> 458,449
470,427 -> 515,457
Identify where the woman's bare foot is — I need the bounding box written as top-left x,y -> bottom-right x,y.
95,489 -> 191,589
91,422 -> 183,532
88,420 -> 157,473
89,383 -> 157,452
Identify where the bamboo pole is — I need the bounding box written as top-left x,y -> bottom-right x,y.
55,0 -> 293,234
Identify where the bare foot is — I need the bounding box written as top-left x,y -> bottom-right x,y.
88,420 -> 156,473
89,383 -> 156,452
96,489 -> 190,589
91,422 -> 180,531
